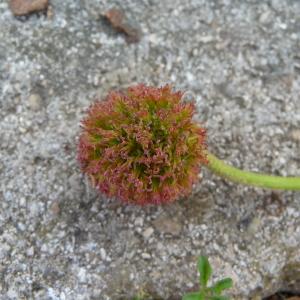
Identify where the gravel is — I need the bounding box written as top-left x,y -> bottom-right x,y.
0,0 -> 300,299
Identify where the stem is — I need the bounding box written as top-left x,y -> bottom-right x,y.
206,152 -> 300,190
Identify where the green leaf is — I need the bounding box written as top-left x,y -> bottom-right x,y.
198,256 -> 212,288
182,292 -> 203,300
210,296 -> 230,300
212,278 -> 233,295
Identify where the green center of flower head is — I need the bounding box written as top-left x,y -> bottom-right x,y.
78,84 -> 207,205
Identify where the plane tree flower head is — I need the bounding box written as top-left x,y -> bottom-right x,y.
78,84 -> 207,205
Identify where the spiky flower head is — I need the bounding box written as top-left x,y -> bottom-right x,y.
78,84 -> 207,205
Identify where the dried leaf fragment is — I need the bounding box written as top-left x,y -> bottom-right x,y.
104,8 -> 141,43
9,0 -> 49,16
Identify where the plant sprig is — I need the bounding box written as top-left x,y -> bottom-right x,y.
183,256 -> 233,300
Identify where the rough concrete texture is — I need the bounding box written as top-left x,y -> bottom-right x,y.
0,0 -> 300,299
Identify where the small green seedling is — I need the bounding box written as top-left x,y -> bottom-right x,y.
183,256 -> 233,300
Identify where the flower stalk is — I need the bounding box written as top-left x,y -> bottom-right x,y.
206,151 -> 300,190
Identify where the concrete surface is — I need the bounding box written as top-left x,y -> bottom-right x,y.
0,0 -> 300,299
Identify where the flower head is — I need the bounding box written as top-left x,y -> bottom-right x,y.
78,84 -> 207,205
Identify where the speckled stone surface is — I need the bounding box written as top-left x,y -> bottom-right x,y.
0,0 -> 300,299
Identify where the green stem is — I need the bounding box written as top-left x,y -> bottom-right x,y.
206,152 -> 300,190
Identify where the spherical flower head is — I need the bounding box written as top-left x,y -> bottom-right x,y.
78,84 -> 207,205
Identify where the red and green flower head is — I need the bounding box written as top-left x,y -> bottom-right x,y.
78,84 -> 207,205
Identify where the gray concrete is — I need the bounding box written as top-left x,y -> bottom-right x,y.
0,0 -> 300,299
